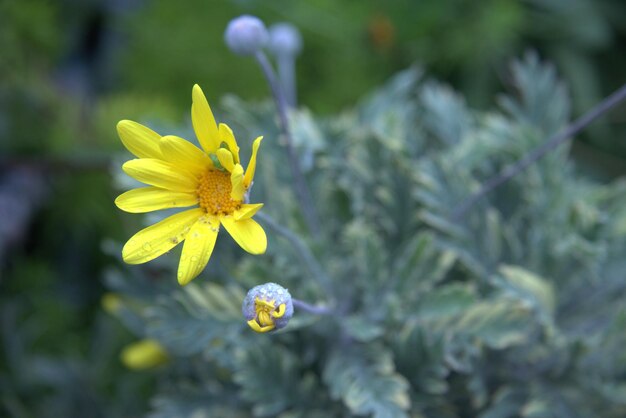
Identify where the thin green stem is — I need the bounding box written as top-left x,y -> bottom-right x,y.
292,298 -> 331,315
254,51 -> 320,237
256,211 -> 333,299
277,54 -> 297,107
453,82 -> 626,219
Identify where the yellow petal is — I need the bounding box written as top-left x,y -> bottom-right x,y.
255,298 -> 275,310
159,135 -> 212,175
220,216 -> 267,255
115,187 -> 198,213
230,164 -> 245,201
233,203 -> 264,221
258,311 -> 273,326
218,123 -> 240,163
216,148 -> 235,172
177,216 -> 219,286
123,159 -> 198,192
272,303 -> 286,318
244,136 -> 263,188
122,208 -> 203,264
191,84 -> 220,153
121,339 -> 169,370
247,319 -> 275,333
117,120 -> 163,159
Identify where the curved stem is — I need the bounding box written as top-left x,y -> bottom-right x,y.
292,298 -> 331,315
254,51 -> 320,236
453,82 -> 626,219
256,211 -> 333,299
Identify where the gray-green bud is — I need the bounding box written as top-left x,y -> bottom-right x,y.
269,23 -> 302,56
242,282 -> 293,333
224,15 -> 269,56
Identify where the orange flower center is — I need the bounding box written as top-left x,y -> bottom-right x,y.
197,169 -> 241,216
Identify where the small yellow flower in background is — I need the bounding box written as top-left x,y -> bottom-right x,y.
116,85 -> 267,285
121,339 -> 169,370
101,292 -> 123,314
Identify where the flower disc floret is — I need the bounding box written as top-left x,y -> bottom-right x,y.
197,169 -> 241,215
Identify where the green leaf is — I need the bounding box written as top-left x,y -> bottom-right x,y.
498,51 -> 570,136
323,345 -> 410,418
420,81 -> 473,145
417,283 -> 477,322
521,398 -> 552,418
418,210 -> 468,240
144,282 -> 244,356
233,344 -> 303,417
478,386 -> 525,418
342,315 -> 384,342
392,232 -> 457,300
455,299 -> 534,349
149,393 -> 249,418
393,320 -> 449,395
497,265 -> 555,321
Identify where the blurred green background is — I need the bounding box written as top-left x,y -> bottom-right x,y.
1,0 -> 625,416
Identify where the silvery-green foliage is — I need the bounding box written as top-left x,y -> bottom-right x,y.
109,52 -> 626,417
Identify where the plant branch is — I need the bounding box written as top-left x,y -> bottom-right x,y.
256,211 -> 333,299
292,298 -> 332,315
453,82 -> 626,220
254,51 -> 320,237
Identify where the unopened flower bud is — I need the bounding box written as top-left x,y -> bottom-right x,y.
242,282 -> 293,333
224,15 -> 269,56
269,23 -> 302,56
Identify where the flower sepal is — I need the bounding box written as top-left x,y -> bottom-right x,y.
208,153 -> 226,171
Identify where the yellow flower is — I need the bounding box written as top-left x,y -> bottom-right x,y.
121,339 -> 169,370
116,84 -> 266,285
101,292 -> 123,314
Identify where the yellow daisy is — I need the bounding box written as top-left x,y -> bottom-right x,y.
115,84 -> 266,286
121,339 -> 169,370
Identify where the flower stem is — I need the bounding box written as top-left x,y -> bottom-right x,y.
277,55 -> 297,107
292,298 -> 331,315
254,51 -> 320,236
256,211 -> 332,298
453,82 -> 626,219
